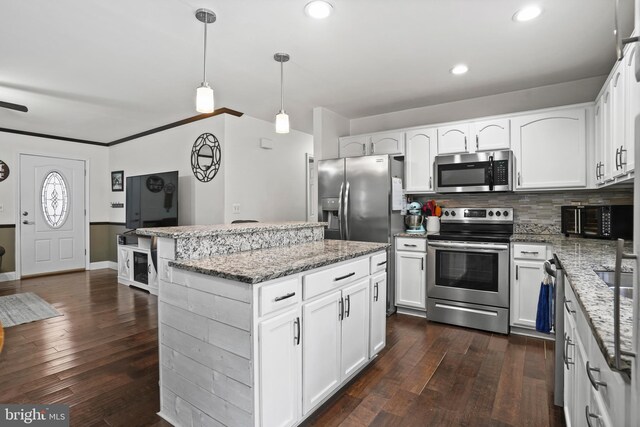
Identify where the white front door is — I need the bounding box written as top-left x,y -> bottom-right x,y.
20,154 -> 86,276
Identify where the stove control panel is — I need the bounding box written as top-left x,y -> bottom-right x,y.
441,208 -> 514,223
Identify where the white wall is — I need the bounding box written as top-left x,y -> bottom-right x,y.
0,132 -> 109,224
224,114 -> 314,222
349,76 -> 606,135
313,107 -> 349,160
109,116 -> 226,226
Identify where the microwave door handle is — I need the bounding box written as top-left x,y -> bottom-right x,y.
488,155 -> 494,191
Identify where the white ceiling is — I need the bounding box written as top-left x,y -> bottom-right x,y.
0,0 -> 635,142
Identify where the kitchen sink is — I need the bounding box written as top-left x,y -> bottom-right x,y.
594,270 -> 634,299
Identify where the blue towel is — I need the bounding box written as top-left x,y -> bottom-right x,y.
536,279 -> 553,333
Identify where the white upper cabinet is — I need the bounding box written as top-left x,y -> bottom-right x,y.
339,132 -> 404,158
623,44 -> 637,174
593,97 -> 606,185
404,128 -> 436,193
370,131 -> 404,156
437,124 -> 470,154
610,65 -> 627,178
511,108 -> 587,190
471,118 -> 511,151
339,135 -> 368,158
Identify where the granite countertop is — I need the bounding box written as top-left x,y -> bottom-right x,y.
169,239 -> 389,284
514,233 -> 635,374
136,221 -> 327,238
395,231 -> 437,238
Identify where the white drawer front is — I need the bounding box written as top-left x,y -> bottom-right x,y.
513,243 -> 546,260
396,238 -> 427,252
370,252 -> 388,274
303,258 -> 369,300
260,277 -> 301,317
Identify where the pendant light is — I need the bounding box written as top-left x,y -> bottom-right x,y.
274,53 -> 290,134
195,9 -> 216,113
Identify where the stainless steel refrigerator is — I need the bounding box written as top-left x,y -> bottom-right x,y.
318,155 -> 404,315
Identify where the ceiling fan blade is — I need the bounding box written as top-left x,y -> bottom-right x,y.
0,101 -> 28,112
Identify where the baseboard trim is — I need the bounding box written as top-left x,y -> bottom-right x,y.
0,271 -> 17,282
396,306 -> 427,318
90,261 -> 118,270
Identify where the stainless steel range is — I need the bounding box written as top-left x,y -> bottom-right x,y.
427,207 -> 513,334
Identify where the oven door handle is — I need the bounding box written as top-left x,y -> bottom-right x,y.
428,242 -> 509,251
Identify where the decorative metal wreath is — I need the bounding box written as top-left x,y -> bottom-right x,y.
191,133 -> 221,183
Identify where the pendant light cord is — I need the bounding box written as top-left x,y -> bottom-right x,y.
280,60 -> 285,112
203,19 -> 208,83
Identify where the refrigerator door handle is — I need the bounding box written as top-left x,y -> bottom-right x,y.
338,182 -> 344,239
344,181 -> 351,240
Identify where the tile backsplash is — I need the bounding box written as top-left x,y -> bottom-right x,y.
411,188 -> 634,234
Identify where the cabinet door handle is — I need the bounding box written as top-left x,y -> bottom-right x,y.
339,297 -> 344,320
615,147 -> 621,170
294,317 -> 301,346
586,361 -> 607,390
345,295 -> 351,318
274,292 -> 296,302
374,282 -> 379,302
429,177 -> 432,189
585,405 -> 600,427
564,334 -> 575,367
421,258 -> 424,271
370,141 -> 374,154
595,163 -> 599,180
620,146 -> 627,166
376,261 -> 387,267
334,272 -> 355,282
564,297 -> 576,314
126,258 -> 130,268
517,172 -> 521,186
148,265 -> 151,274
362,144 -> 366,156
476,134 -> 479,150
464,136 -> 467,151
515,265 -> 519,280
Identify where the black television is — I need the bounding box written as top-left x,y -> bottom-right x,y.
126,171 -> 179,229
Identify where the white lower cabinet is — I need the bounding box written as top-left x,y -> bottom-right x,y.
369,271 -> 387,357
395,249 -> 426,310
341,279 -> 370,379
302,290 -> 342,414
510,243 -> 549,330
118,246 -> 131,281
259,308 -> 301,427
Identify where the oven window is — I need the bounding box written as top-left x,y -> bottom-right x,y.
438,162 -> 488,187
435,250 -> 499,292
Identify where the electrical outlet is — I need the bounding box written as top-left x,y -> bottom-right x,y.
232,204 -> 241,214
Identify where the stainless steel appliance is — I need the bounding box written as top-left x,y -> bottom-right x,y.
561,205 -> 633,239
404,202 -> 425,233
434,150 -> 513,193
427,207 -> 513,334
544,256 -> 564,407
318,156 -> 404,315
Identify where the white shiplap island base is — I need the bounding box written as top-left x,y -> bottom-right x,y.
137,222 -> 389,427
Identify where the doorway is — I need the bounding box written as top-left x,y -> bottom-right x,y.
19,154 -> 86,277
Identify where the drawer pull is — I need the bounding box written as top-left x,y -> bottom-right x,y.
564,334 -> 574,368
403,244 -> 417,247
585,405 -> 600,427
374,282 -> 379,302
274,292 -> 296,302
586,361 -> 607,390
520,250 -> 539,255
339,297 -> 344,320
334,272 -> 356,282
376,261 -> 387,266
564,297 -> 576,315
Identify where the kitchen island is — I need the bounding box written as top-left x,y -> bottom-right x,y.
138,222 -> 388,427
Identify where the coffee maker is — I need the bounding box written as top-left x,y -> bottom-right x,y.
404,202 -> 425,233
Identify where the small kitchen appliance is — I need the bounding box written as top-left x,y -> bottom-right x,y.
561,205 -> 633,239
404,202 -> 425,233
434,150 -> 514,193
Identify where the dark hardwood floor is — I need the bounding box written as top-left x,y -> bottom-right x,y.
0,270 -> 564,427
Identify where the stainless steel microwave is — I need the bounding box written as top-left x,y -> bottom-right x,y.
434,150 -> 514,193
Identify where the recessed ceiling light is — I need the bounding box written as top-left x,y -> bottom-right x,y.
513,5 -> 542,22
450,64 -> 469,75
304,1 -> 333,19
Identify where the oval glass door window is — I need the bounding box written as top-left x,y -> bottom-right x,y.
41,171 -> 69,228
